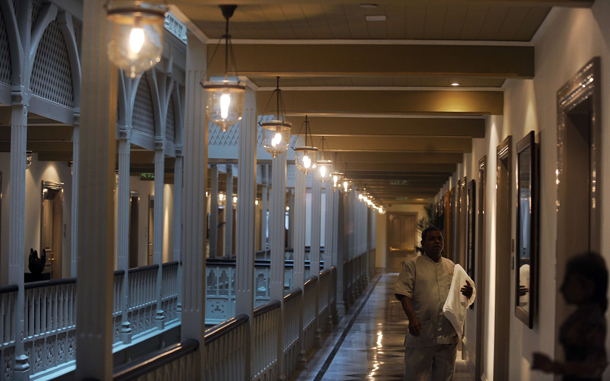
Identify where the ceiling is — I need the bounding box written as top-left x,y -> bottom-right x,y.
171,0 -> 580,205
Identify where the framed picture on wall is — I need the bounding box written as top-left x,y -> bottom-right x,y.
515,131 -> 538,329
466,180 -> 476,283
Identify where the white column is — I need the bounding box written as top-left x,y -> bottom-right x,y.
287,189 -> 294,249
270,152 -> 287,379
293,169 -> 307,367
180,33 -> 207,376
260,166 -> 268,250
153,146 -> 166,329
335,191 -> 346,318
76,0 -> 117,377
70,114 -> 80,277
173,153 -> 183,318
235,91 -> 257,378
210,164 -> 219,257
324,184 -> 335,329
9,102 -> 29,378
225,165 -> 234,257
310,175 -> 322,347
117,135 -> 132,343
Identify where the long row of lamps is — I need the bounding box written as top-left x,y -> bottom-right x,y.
105,1 -> 385,213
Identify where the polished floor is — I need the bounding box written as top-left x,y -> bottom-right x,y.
294,274 -> 473,381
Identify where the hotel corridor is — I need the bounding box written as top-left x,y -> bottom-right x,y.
295,274 -> 472,381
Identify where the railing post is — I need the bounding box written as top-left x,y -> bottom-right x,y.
210,164 -> 219,258
225,164 -> 234,257
153,141 -> 166,329
235,89 -> 257,378
293,170 -> 307,368
181,32 -> 208,378
174,153 -> 183,319
310,175 -> 322,348
270,151 -> 287,380
117,125 -> 132,343
75,0 -> 118,377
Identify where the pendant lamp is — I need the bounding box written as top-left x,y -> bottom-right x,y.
314,136 -> 333,182
261,77 -> 291,157
106,0 -> 167,78
293,116 -> 318,174
202,5 -> 245,131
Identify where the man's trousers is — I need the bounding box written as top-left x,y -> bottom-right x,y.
403,343 -> 457,381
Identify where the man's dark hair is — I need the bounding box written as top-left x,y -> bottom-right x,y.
565,252 -> 608,312
421,225 -> 442,242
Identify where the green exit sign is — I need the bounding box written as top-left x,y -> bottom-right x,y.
140,173 -> 155,181
390,180 -> 408,185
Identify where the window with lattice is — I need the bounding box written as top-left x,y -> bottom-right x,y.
31,20 -> 74,108
0,7 -> 12,84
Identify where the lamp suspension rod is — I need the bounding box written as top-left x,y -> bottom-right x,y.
224,16 -> 229,79
276,77 -> 280,119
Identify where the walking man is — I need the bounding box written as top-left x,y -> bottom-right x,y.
395,226 -> 473,381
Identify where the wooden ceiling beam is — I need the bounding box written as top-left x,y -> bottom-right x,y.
257,90 -> 503,116
287,117 -> 485,138
344,163 -> 456,172
209,44 -> 533,79
176,0 -> 589,8
320,136 -> 471,153
333,151 -> 463,164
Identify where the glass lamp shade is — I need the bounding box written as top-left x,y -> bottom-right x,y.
331,172 -> 344,191
314,159 -> 333,182
107,2 -> 166,78
203,82 -> 246,131
340,179 -> 353,194
262,121 -> 291,157
295,146 -> 318,174
232,195 -> 238,207
218,191 -> 226,206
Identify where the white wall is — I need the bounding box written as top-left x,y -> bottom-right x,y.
0,153 -> 73,281
452,4 -> 610,380
375,203 -> 426,270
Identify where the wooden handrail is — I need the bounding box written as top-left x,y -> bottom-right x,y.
283,288 -> 302,303
161,261 -> 179,268
128,264 -> 159,275
23,270 -> 126,290
204,313 -> 249,345
304,275 -> 318,289
113,339 -> 199,380
253,300 -> 281,318
0,285 -> 18,294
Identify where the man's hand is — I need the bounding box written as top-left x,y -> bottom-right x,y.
408,316 -> 422,337
532,353 -> 555,373
461,280 -> 473,299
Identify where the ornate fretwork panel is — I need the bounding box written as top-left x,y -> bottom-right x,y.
208,122 -> 240,146
133,75 -> 155,135
31,20 -> 75,107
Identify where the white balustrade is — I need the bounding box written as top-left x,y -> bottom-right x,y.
161,262 -> 180,324
303,277 -> 318,355
24,280 -> 77,375
282,289 -> 301,378
252,301 -> 281,380
0,286 -> 17,379
128,265 -> 159,337
204,314 -> 250,381
318,270 -> 331,335
113,271 -> 125,343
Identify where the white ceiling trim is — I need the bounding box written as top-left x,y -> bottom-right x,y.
168,5 -> 210,43
230,39 -> 534,47
257,86 -> 504,92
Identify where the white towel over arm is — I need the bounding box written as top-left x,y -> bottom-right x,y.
442,264 -> 476,338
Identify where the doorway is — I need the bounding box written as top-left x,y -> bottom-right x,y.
556,58 -> 601,361
147,195 -> 154,265
386,212 -> 417,273
40,180 -> 64,279
494,136 -> 512,381
475,156 -> 487,381
129,191 -> 139,268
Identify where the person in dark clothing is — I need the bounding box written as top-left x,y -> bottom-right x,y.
532,251 -> 608,380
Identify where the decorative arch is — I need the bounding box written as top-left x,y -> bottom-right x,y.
0,3 -> 12,85
0,0 -> 24,87
165,93 -> 176,144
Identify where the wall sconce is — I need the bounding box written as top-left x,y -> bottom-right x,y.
218,191 -> 226,206
232,195 -> 238,207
